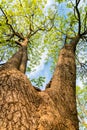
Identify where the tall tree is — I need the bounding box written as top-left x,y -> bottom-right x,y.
0,0 -> 87,129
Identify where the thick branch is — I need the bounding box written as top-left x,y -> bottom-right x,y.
76,0 -> 80,5
75,0 -> 81,35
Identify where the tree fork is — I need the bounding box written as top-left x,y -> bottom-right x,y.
0,36 -> 80,130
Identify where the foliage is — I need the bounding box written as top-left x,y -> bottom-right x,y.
76,41 -> 87,85
76,86 -> 87,129
31,76 -> 45,88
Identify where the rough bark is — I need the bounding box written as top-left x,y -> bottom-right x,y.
0,36 -> 80,130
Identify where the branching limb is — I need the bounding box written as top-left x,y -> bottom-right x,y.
15,38 -> 28,47
76,55 -> 87,71
0,7 -> 24,40
70,0 -> 81,35
26,22 -> 54,38
81,30 -> 87,37
76,0 -> 80,6
26,12 -> 55,38
75,0 -> 81,35
0,5 -> 55,43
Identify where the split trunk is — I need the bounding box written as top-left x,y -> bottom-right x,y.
0,36 -> 79,130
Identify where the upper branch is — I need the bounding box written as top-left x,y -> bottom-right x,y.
26,22 -> 54,38
25,11 -> 55,38
75,0 -> 81,35
0,7 -> 24,40
76,0 -> 80,6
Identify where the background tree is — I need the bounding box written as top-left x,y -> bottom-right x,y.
0,0 -> 87,129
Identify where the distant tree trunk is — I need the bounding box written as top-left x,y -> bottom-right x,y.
0,36 -> 80,130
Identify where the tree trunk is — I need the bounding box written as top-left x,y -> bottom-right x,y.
0,36 -> 79,130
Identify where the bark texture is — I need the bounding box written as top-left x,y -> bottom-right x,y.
0,37 -> 79,130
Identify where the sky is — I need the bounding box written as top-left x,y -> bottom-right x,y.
28,0 -> 55,89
